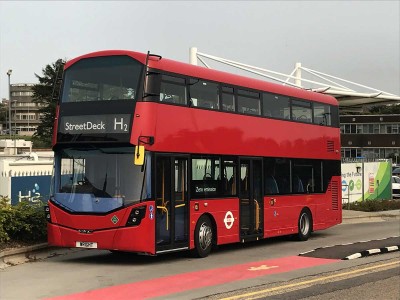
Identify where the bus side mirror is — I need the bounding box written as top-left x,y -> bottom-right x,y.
134,146 -> 145,166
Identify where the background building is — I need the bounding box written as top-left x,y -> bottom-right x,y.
10,83 -> 42,136
340,114 -> 400,163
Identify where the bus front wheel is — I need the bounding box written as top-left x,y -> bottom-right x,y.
192,215 -> 213,258
297,209 -> 312,241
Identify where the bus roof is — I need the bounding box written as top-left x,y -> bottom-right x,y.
65,50 -> 338,106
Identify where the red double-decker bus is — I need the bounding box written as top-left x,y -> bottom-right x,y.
46,50 -> 341,257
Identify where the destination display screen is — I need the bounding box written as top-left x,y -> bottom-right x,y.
57,114 -> 132,143
59,114 -> 131,134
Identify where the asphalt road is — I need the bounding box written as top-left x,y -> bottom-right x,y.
204,257 -> 399,300
299,236 -> 400,259
0,220 -> 399,300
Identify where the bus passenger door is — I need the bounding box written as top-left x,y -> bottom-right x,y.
155,156 -> 189,253
239,159 -> 263,240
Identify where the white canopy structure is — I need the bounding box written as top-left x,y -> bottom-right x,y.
189,47 -> 400,112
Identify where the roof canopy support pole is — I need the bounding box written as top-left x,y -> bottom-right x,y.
189,47 -> 198,66
197,56 -> 211,69
196,51 -> 300,88
301,67 -> 354,92
195,51 -> 350,90
303,67 -> 397,96
294,63 -> 302,87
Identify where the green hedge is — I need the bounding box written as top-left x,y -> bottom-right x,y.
0,196 -> 47,244
343,199 -> 400,212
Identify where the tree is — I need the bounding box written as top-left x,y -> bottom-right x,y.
368,104 -> 400,114
32,59 -> 65,147
0,102 -> 7,127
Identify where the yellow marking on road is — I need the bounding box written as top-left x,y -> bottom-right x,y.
248,265 -> 278,271
221,260 -> 400,300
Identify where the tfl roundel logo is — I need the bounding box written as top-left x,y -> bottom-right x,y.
224,211 -> 234,229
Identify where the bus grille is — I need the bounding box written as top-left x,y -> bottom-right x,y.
327,141 -> 335,152
331,181 -> 339,210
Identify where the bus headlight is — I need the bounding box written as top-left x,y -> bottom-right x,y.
126,206 -> 146,226
44,205 -> 51,222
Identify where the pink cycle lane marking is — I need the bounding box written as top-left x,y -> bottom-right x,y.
45,256 -> 339,300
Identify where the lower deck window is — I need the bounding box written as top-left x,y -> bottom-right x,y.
264,157 -> 327,195
191,157 -> 237,197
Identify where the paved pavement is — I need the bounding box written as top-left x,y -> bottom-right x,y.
341,209 -> 400,224
0,209 -> 399,269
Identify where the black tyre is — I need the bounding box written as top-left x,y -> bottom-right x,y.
191,215 -> 213,258
297,209 -> 312,241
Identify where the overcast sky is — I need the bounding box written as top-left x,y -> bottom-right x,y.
0,1 -> 399,100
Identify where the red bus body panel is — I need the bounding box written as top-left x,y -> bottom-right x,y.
189,198 -> 240,248
263,178 -> 342,237
131,102 -> 341,160
47,201 -> 156,254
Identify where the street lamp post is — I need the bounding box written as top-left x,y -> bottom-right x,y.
7,69 -> 12,138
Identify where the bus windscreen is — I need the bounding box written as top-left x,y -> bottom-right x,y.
61,55 -> 143,103
53,146 -> 150,213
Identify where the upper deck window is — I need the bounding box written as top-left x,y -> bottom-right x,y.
221,86 -> 235,112
291,99 -> 312,123
160,75 -> 187,105
313,103 -> 331,126
61,56 -> 143,103
145,70 -> 339,127
189,79 -> 219,110
263,93 -> 290,119
237,89 -> 261,116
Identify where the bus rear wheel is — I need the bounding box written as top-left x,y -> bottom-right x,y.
192,215 -> 213,258
297,209 -> 312,241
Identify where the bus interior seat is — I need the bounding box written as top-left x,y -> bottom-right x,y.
293,175 -> 304,193
265,175 -> 279,194
276,177 -> 289,194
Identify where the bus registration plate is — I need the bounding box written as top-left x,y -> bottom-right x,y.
76,241 -> 98,248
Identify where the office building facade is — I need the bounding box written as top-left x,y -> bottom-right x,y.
10,83 -> 43,135
340,114 -> 400,163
